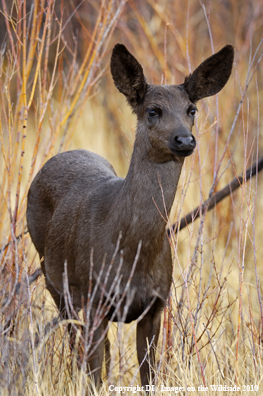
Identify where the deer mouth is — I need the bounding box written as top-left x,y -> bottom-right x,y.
170,148 -> 195,157
176,148 -> 195,157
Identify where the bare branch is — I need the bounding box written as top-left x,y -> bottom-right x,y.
169,155 -> 263,236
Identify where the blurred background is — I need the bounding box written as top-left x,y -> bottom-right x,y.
0,0 -> 263,394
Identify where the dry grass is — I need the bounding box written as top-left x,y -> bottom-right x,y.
1,0 -> 263,395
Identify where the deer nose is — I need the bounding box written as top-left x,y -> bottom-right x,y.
169,131 -> 196,157
174,135 -> 196,150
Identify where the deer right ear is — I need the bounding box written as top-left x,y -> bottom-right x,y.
183,45 -> 234,103
110,44 -> 147,109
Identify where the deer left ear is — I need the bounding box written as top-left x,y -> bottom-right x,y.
110,44 -> 148,109
183,45 -> 234,103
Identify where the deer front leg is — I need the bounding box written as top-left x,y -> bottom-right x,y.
136,307 -> 161,387
86,317 -> 108,388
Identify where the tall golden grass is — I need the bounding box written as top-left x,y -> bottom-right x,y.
1,0 -> 263,394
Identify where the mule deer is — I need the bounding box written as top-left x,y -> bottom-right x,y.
27,43 -> 234,387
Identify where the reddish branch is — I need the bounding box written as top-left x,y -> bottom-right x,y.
168,155 -> 263,236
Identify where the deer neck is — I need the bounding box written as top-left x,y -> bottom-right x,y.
119,125 -> 184,241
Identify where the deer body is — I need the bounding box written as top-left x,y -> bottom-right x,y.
29,148 -> 177,316
27,44 -> 234,387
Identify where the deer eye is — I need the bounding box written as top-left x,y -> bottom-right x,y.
146,107 -> 162,120
188,106 -> 197,117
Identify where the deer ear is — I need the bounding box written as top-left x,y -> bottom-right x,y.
110,44 -> 147,109
183,45 -> 234,103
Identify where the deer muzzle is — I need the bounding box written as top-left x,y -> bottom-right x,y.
170,134 -> 196,157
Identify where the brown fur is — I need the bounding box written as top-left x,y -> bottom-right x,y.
26,43 -> 234,387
